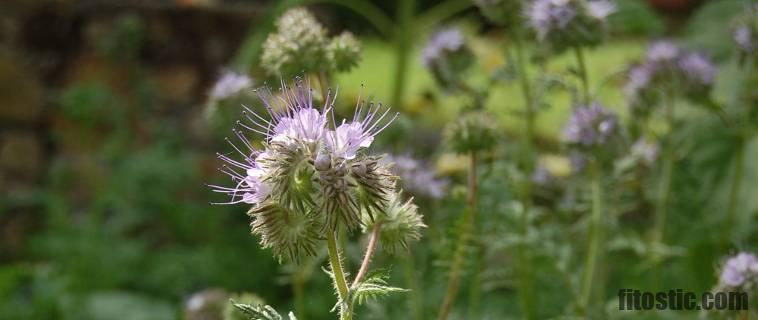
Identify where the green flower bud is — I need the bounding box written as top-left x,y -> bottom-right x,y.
362,192 -> 425,254
327,32 -> 362,72
261,8 -> 329,77
474,0 -> 525,30
248,203 -> 321,263
444,112 -> 499,154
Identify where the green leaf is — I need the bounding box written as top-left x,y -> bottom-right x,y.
231,301 -> 297,320
350,269 -> 408,306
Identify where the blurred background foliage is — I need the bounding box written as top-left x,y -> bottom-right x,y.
0,0 -> 756,319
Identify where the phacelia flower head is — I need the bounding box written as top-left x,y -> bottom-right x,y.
421,27 -> 474,89
526,0 -> 615,54
474,0 -> 525,29
718,252 -> 758,290
562,102 -> 618,149
630,138 -> 659,167
211,78 -> 420,262
624,41 -> 718,113
210,70 -> 253,100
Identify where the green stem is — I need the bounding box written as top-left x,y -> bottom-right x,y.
404,249 -> 423,320
513,36 -> 536,320
579,161 -> 604,315
437,151 -> 478,320
652,92 -> 676,263
327,232 -> 352,320
293,270 -> 306,320
573,46 -> 590,105
391,0 -> 415,108
722,135 -> 745,248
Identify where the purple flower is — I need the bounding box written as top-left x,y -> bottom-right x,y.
646,41 -> 679,63
421,27 -> 466,68
326,102 -> 397,159
210,70 -> 253,100
531,164 -> 553,185
624,63 -> 655,99
210,149 -> 272,206
384,154 -> 448,199
587,0 -> 615,20
734,26 -> 754,53
562,102 -> 618,147
678,52 -> 717,86
527,0 -> 577,40
719,252 -> 758,288
240,79 -> 329,144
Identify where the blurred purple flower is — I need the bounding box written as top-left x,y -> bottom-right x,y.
384,154 -> 448,199
210,70 -> 253,100
527,0 -> 577,40
421,27 -> 465,68
646,41 -> 679,63
587,0 -> 615,20
734,26 -> 754,53
678,52 -> 717,86
562,102 -> 618,147
531,164 -> 553,185
719,252 -> 758,288
624,63 -> 655,99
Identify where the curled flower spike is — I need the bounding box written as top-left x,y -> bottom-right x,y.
444,111 -> 499,154
421,27 -> 474,89
211,78 -> 418,262
474,0 -> 525,29
361,192 -> 425,254
328,32 -> 361,72
732,4 -> 758,59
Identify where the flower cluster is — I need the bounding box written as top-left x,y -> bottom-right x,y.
211,79 -> 422,262
261,8 -> 361,77
624,41 -> 718,115
474,0 -> 525,30
383,154 -> 448,199
561,102 -> 618,149
718,252 -> 758,291
526,0 -> 615,54
421,27 -> 474,89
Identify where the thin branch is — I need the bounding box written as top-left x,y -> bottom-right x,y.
351,222 -> 382,288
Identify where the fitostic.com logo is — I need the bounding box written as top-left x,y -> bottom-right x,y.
617,289 -> 748,311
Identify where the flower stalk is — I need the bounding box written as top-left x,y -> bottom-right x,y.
513,34 -> 536,320
723,134 -> 745,248
652,89 -> 676,262
437,151 -> 477,320
351,222 -> 382,288
574,46 -> 591,105
327,231 -> 352,320
578,160 -> 604,315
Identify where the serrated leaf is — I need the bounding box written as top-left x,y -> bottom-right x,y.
231,301 -> 297,320
350,269 -> 408,306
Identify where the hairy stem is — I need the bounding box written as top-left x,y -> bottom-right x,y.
573,46 -> 590,105
652,91 -> 676,263
579,161 -> 604,315
327,232 -> 352,320
722,135 -> 745,249
513,34 -> 537,320
351,222 -> 382,288
437,151 -> 478,320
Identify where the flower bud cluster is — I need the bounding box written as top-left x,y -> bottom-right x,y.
261,8 -> 361,77
624,41 -> 718,115
526,0 -> 615,54
444,111 -> 499,154
211,79 -> 421,262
